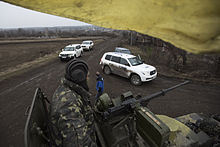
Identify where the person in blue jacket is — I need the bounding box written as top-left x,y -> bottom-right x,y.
95,71 -> 104,103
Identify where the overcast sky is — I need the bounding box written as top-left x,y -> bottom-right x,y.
0,1 -> 89,28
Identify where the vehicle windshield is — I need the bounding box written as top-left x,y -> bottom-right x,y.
76,45 -> 81,49
63,47 -> 75,51
115,48 -> 131,54
121,50 -> 131,54
82,41 -> 90,44
128,57 -> 143,66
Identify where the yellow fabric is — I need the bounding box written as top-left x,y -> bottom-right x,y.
3,0 -> 220,53
157,115 -> 199,145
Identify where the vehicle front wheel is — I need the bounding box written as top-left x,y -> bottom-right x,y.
130,74 -> 142,86
103,66 -> 111,75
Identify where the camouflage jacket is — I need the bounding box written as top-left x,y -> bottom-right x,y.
50,78 -> 97,147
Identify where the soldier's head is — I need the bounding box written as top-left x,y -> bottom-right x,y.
96,71 -> 100,77
65,59 -> 89,91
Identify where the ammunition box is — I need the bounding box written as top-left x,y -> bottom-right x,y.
136,107 -> 170,147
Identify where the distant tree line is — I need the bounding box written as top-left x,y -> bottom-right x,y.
0,25 -> 129,39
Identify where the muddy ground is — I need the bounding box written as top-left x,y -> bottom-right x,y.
0,36 -> 220,147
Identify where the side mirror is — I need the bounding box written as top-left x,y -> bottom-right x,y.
62,49 -> 64,51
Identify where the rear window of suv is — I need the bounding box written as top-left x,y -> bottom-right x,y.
105,55 -> 112,60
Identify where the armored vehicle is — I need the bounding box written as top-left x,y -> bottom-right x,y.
24,81 -> 220,147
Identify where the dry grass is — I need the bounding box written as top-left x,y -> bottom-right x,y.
0,52 -> 58,82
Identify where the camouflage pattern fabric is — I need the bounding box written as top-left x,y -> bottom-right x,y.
50,78 -> 97,147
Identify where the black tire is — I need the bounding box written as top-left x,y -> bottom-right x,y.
130,74 -> 142,86
103,65 -> 111,75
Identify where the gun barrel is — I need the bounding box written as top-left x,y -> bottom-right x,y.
139,80 -> 190,103
104,81 -> 190,119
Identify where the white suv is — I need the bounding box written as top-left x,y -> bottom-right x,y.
59,44 -> 83,61
100,52 -> 157,85
81,40 -> 94,51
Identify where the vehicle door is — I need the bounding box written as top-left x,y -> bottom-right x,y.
90,41 -> 94,47
78,45 -> 83,53
75,45 -> 81,57
69,47 -> 76,58
109,56 -> 121,75
118,58 -> 131,78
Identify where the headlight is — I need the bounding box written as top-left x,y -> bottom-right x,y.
141,71 -> 150,75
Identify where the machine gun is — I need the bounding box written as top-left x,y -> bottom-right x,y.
94,81 -> 190,147
96,81 -> 190,119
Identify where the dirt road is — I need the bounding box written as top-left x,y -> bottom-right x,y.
0,37 -> 220,147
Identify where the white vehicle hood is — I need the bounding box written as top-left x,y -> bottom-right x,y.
59,51 -> 75,55
132,63 -> 156,72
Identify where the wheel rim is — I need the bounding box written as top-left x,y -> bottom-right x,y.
104,66 -> 110,74
132,75 -> 140,85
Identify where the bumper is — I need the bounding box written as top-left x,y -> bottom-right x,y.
82,46 -> 90,50
59,56 -> 72,60
140,73 -> 157,82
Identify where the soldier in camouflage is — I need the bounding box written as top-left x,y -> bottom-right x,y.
50,60 -> 97,147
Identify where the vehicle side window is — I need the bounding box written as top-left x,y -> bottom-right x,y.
76,45 -> 80,49
120,58 -> 130,66
105,55 -> 112,60
111,56 -> 120,63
